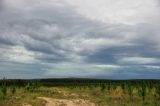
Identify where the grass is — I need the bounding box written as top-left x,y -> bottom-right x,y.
0,79 -> 160,106
0,87 -> 157,105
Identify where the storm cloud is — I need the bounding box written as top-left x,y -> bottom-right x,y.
0,0 -> 160,79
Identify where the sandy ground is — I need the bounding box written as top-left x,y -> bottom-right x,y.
22,103 -> 32,106
38,97 -> 95,106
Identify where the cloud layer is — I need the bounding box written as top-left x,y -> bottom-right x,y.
0,0 -> 160,79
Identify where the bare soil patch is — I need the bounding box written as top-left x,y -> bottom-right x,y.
38,97 -> 95,106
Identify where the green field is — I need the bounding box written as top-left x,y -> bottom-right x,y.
0,79 -> 160,106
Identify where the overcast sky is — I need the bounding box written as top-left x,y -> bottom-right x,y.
0,0 -> 160,79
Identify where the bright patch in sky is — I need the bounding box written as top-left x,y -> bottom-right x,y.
66,0 -> 160,24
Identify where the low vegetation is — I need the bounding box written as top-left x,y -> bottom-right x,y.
0,78 -> 160,106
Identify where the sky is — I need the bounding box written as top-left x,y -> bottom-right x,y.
0,0 -> 160,79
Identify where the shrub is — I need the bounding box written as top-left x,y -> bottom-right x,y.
121,83 -> 126,94
138,82 -> 147,105
1,78 -> 7,99
10,83 -> 16,95
126,83 -> 133,100
25,82 -> 41,92
156,84 -> 160,100
101,84 -> 106,92
107,83 -> 111,92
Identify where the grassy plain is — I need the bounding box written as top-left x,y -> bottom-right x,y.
0,79 -> 160,106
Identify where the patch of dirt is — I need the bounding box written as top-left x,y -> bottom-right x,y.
38,97 -> 95,106
22,103 -> 32,106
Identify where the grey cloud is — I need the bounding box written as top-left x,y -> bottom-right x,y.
0,0 -> 133,60
0,0 -> 160,79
